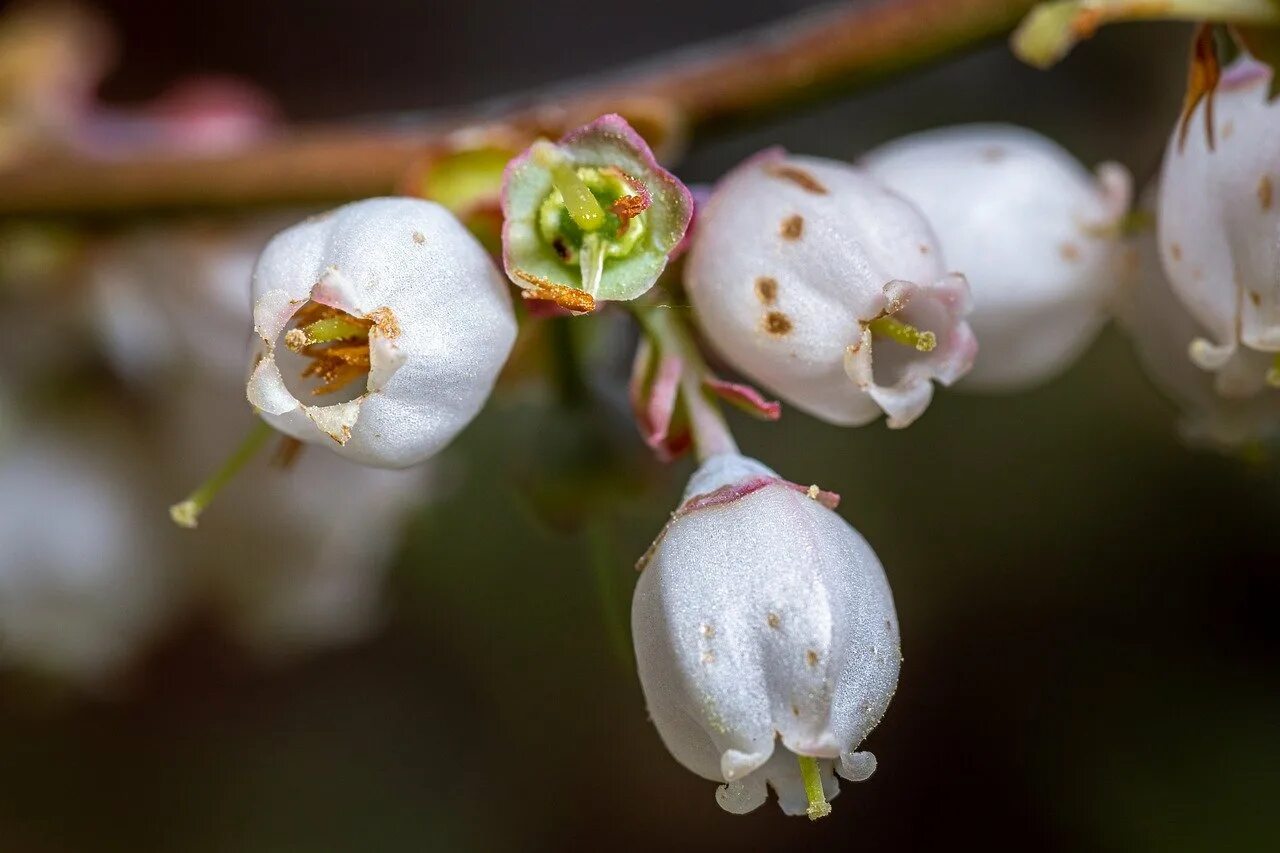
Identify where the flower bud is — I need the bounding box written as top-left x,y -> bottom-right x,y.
246,197 -> 516,469
633,453 -> 900,817
863,124 -> 1132,391
685,150 -> 976,428
1158,56 -> 1280,395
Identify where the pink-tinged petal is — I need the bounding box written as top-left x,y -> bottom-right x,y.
842,274 -> 977,428
641,353 -> 684,451
704,376 -> 781,421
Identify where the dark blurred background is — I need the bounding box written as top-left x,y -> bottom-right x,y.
1,1 -> 1278,851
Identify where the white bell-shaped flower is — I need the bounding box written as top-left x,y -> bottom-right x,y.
1158,56 -> 1280,395
862,124 -> 1132,391
0,430 -> 177,684
686,150 -> 975,428
1120,187 -> 1280,450
246,198 -> 516,468
632,453 -> 901,818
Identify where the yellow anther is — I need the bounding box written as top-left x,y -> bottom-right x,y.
868,315 -> 937,352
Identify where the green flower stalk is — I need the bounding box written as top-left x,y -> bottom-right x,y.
1012,0 -> 1280,69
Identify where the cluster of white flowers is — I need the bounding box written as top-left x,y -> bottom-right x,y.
8,52 -> 1280,823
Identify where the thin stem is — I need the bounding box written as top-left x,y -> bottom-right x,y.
585,517 -> 633,671
632,304 -> 738,462
169,420 -> 273,528
797,755 -> 832,821
0,0 -> 1037,218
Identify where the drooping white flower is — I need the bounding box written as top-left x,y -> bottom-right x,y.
0,429 -> 177,684
632,453 -> 901,818
685,150 -> 976,428
862,124 -> 1132,391
1158,56 -> 1280,396
1119,187 -> 1280,450
246,197 -> 517,468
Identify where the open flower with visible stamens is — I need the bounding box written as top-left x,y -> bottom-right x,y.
501,114 -> 693,312
685,150 -> 976,428
862,124 -> 1133,391
633,453 -> 900,818
246,197 -> 516,469
1158,55 -> 1280,397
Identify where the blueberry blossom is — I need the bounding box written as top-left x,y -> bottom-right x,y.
246,197 -> 516,469
1158,55 -> 1280,396
863,124 -> 1132,391
633,453 -> 901,818
1120,186 -> 1280,450
501,114 -> 693,312
685,150 -> 976,428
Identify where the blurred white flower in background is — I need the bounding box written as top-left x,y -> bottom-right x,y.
158,384 -> 430,658
0,212 -> 443,683
0,426 -> 179,685
89,215 -> 298,388
863,123 -> 1132,391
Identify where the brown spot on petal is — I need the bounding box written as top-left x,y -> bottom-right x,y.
1223,120 -> 1235,140
1170,242 -> 1183,262
1259,175 -> 1274,211
765,163 -> 828,194
412,231 -> 426,244
981,146 -> 1006,162
1059,242 -> 1081,263
1251,290 -> 1263,307
762,311 -> 792,336
701,652 -> 715,665
700,623 -> 716,638
791,704 -> 801,717
780,215 -> 804,240
805,650 -> 819,667
767,613 -> 781,629
755,276 -> 778,305
918,244 -> 930,255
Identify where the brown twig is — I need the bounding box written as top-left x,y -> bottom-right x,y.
0,0 -> 1036,218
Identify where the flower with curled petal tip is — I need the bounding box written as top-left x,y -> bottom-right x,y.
246,197 -> 516,469
501,114 -> 693,312
862,123 -> 1132,392
632,453 -> 900,819
685,149 -> 976,428
1120,186 -> 1280,451
1159,55 -> 1280,396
